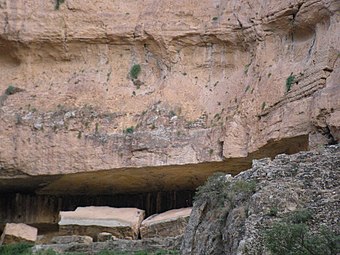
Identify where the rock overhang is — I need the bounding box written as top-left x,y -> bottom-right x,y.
0,135 -> 308,195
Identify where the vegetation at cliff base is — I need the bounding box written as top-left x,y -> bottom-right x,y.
194,172 -> 230,206
0,243 -> 178,255
0,243 -> 33,255
194,173 -> 256,207
264,209 -> 340,255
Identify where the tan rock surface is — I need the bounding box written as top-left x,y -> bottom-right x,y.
59,206 -> 145,240
0,0 -> 339,194
140,208 -> 192,238
51,235 -> 93,244
97,232 -> 115,242
0,223 -> 38,245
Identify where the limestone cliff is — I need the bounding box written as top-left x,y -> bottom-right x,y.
0,0 -> 339,195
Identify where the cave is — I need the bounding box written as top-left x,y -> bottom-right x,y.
0,190 -> 195,238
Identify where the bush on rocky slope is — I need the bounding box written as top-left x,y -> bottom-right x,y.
181,145 -> 340,255
264,209 -> 339,255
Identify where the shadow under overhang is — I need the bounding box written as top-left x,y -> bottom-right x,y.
0,135 -> 308,195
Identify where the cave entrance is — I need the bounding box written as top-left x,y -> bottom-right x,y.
0,190 -> 195,238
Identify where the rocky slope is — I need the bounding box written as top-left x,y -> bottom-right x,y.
0,0 -> 339,196
181,144 -> 340,255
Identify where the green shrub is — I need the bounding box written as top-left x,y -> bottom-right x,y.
264,209 -> 340,255
286,74 -> 295,92
55,0 -> 65,10
130,64 -> 141,79
5,85 -> 16,95
231,180 -> 256,194
268,206 -> 278,216
287,209 -> 312,224
194,173 -> 257,207
194,172 -> 230,206
0,243 -> 33,255
124,126 -> 134,134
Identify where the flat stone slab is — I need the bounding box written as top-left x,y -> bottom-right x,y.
59,206 -> 145,240
0,223 -> 38,245
140,208 -> 192,238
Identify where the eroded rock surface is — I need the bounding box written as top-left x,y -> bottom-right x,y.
140,207 -> 192,238
181,145 -> 340,255
33,235 -> 182,254
0,223 -> 38,245
51,235 -> 93,245
0,0 -> 339,195
59,206 -> 145,240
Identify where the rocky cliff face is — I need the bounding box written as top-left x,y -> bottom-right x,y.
0,0 -> 339,194
181,145 -> 340,255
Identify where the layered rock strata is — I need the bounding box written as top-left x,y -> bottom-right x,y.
0,0 -> 339,195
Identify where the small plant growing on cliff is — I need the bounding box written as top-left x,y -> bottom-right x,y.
286,74 -> 295,92
5,85 -> 16,95
264,209 -> 340,255
130,64 -> 141,80
124,126 -> 134,134
244,63 -> 251,75
55,0 -> 65,10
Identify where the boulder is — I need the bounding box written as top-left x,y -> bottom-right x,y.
59,206 -> 145,240
140,208 -> 192,239
97,232 -> 116,242
0,223 -> 38,245
51,235 -> 93,244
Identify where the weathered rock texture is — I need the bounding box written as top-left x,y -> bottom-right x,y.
51,235 -> 93,245
59,206 -> 145,240
140,207 -> 192,239
1,0 -> 339,195
181,145 -> 340,255
0,223 -> 37,245
33,235 -> 182,254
